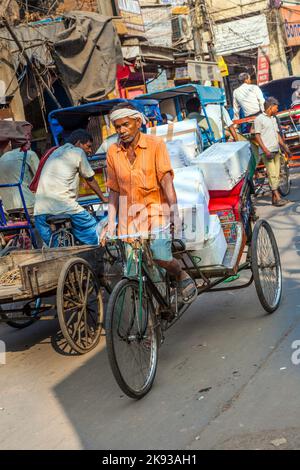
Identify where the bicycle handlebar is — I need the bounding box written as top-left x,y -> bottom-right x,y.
106,223 -> 172,241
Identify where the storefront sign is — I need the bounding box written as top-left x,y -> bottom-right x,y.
213,14 -> 269,56
116,0 -> 145,34
187,61 -> 222,82
142,5 -> 172,48
257,45 -> 270,86
281,5 -> 300,47
217,56 -> 229,77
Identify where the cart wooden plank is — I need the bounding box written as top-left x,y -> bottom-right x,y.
0,245 -> 105,301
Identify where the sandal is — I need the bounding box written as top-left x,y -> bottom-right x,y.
272,199 -> 288,207
178,277 -> 198,304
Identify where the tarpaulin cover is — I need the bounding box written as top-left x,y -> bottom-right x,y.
53,11 -> 123,105
0,121 -> 32,145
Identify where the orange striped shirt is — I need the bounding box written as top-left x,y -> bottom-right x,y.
106,132 -> 173,235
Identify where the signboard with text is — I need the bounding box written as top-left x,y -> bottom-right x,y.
257,45 -> 270,86
281,5 -> 300,47
213,14 -> 269,56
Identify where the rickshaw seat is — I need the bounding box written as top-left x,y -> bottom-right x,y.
46,215 -> 72,225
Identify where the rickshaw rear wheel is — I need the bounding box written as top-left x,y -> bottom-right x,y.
56,257 -> 104,354
4,299 -> 41,329
251,219 -> 282,313
106,279 -> 159,399
278,159 -> 291,197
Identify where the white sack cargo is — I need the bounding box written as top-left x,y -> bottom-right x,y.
192,141 -> 251,191
173,166 -> 209,205
165,140 -> 189,168
174,166 -> 210,246
189,215 -> 227,266
147,119 -> 203,164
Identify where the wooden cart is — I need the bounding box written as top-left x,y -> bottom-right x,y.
0,245 -> 121,354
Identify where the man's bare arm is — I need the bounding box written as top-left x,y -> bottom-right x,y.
85,176 -> 108,202
107,189 -> 119,235
255,133 -> 271,156
278,133 -> 291,155
229,124 -> 239,141
160,172 -> 179,225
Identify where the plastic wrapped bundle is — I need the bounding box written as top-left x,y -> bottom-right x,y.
173,167 -> 210,246
174,166 -> 209,205
189,215 -> 227,267
192,141 -> 251,191
147,119 -> 203,163
165,140 -> 189,168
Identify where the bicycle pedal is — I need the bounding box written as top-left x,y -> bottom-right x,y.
160,310 -> 176,322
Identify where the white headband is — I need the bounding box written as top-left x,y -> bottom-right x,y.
110,108 -> 147,125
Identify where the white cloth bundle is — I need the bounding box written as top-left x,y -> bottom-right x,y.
110,108 -> 147,125
173,166 -> 210,206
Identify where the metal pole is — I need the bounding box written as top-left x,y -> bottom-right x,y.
188,0 -> 203,61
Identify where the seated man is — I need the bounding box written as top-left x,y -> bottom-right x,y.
186,96 -> 239,142
105,102 -> 197,304
34,129 -> 108,246
0,141 -> 39,214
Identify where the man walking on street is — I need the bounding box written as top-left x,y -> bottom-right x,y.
254,97 -> 291,207
233,72 -> 265,121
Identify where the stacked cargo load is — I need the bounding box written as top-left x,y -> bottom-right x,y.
147,120 -> 203,168
148,125 -> 251,267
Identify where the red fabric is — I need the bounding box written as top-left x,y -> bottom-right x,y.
29,146 -> 58,193
7,221 -> 29,227
209,195 -> 241,221
291,104 -> 300,121
209,178 -> 245,199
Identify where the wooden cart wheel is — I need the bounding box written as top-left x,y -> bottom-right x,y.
251,220 -> 282,313
56,257 -> 104,354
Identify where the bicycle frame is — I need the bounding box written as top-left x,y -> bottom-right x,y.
117,240 -> 172,320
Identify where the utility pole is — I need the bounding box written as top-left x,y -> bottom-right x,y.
266,4 -> 289,79
188,0 -> 216,62
188,0 -> 203,61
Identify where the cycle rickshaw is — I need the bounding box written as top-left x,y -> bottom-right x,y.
104,174 -> 282,399
0,99 -> 162,353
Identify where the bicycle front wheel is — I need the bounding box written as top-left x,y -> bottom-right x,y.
106,279 -> 159,399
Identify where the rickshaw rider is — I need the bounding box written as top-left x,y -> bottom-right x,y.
34,129 -> 108,246
105,103 -> 197,304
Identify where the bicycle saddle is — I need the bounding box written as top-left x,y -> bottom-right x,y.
46,215 -> 72,225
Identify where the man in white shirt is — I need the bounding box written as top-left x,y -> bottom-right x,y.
254,97 -> 291,207
0,144 -> 39,214
34,129 -> 107,246
233,72 -> 265,121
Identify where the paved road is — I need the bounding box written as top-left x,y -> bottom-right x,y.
0,172 -> 300,450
